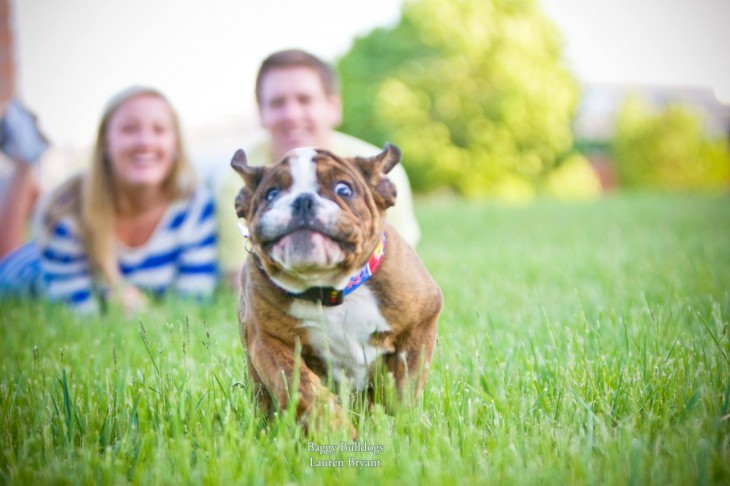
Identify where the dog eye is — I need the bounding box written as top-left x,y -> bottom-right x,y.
265,187 -> 280,202
334,182 -> 353,198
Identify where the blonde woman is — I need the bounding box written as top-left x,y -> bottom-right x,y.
0,86 -> 218,313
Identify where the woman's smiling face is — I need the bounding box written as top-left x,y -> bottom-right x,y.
105,94 -> 177,190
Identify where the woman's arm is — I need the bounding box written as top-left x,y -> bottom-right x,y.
39,219 -> 100,314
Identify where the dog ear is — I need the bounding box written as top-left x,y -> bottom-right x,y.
379,143 -> 402,174
231,149 -> 266,219
231,149 -> 266,190
234,187 -> 253,219
355,143 -> 400,209
357,143 -> 401,177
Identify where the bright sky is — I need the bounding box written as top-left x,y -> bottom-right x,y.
11,0 -> 730,149
542,0 -> 730,99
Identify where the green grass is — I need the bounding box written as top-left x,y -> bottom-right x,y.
1,193 -> 729,485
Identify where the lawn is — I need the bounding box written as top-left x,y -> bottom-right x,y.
1,193 -> 729,485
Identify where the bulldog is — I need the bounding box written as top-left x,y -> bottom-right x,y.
231,144 -> 442,436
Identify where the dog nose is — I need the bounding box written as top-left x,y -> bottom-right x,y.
292,193 -> 316,222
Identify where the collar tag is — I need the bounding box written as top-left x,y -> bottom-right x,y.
237,220 -> 250,239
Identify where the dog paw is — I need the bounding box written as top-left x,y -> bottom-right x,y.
301,394 -> 355,439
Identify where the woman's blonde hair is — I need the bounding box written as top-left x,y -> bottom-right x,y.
42,86 -> 197,287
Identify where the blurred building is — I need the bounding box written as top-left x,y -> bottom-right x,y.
574,83 -> 730,141
572,83 -> 730,189
1,0 -> 16,184
0,0 -> 14,105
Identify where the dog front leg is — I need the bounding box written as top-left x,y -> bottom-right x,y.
386,314 -> 439,405
248,333 -> 355,438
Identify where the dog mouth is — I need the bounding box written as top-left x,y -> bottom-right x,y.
264,228 -> 351,272
261,222 -> 354,252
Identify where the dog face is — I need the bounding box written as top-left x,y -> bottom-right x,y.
231,144 -> 400,293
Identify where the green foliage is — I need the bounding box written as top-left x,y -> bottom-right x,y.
1,194 -> 729,485
338,0 -> 596,198
612,96 -> 730,190
542,152 -> 602,200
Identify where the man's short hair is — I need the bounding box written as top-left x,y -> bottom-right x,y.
255,49 -> 339,104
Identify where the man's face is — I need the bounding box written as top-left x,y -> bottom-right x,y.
258,66 -> 342,157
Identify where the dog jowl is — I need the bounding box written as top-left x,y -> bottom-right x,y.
231,144 -> 442,437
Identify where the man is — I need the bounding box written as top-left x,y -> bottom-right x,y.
216,49 -> 421,285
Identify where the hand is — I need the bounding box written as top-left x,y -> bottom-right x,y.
110,283 -> 148,315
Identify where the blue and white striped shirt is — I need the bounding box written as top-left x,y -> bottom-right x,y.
39,185 -> 218,314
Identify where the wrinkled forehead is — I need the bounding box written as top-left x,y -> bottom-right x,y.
278,147 -> 319,193
271,147 -> 352,190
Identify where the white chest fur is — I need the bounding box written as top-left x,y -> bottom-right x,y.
289,286 -> 390,390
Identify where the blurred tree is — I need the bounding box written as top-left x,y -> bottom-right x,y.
338,0 -> 596,198
612,97 -> 730,190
